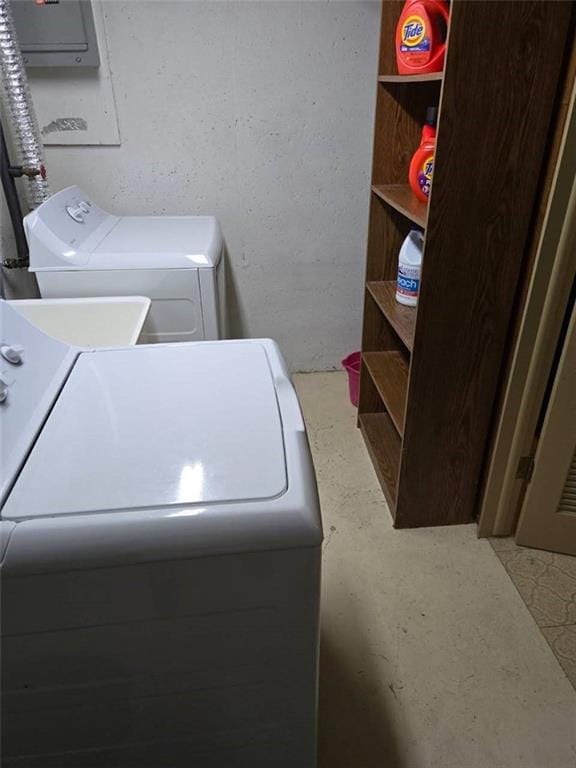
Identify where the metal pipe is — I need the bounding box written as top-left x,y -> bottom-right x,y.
0,0 -> 49,210
1,115 -> 29,267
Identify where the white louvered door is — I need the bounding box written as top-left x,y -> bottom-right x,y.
516,295 -> 576,555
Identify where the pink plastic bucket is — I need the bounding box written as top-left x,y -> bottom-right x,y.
342,351 -> 361,407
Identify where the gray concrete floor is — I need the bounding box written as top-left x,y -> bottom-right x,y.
293,372 -> 576,768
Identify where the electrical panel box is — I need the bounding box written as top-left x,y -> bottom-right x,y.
11,0 -> 100,68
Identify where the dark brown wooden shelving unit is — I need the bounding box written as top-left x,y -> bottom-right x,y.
359,0 -> 575,528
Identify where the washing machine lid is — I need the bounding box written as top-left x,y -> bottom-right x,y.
88,215 -> 222,269
2,342 -> 287,520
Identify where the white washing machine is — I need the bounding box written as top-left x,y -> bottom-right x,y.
0,301 -> 322,767
25,186 -> 226,344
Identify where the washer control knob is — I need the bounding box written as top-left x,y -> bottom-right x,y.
0,344 -> 23,365
66,205 -> 84,223
0,375 -> 9,403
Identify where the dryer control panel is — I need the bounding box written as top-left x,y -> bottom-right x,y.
24,186 -> 118,270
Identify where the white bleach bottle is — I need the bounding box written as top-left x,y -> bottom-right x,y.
396,229 -> 424,307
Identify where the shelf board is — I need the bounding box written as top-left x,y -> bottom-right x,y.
367,281 -> 417,352
372,184 -> 427,228
378,73 -> 443,83
363,351 -> 409,436
359,412 -> 400,511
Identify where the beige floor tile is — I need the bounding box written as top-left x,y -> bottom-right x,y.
493,547 -> 576,627
294,371 -> 576,768
489,536 -> 518,552
541,626 -> 576,689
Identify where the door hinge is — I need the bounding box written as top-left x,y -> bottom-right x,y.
516,455 -> 535,483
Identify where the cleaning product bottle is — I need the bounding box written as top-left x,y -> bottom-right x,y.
409,106 -> 437,203
396,229 -> 424,307
396,0 -> 449,76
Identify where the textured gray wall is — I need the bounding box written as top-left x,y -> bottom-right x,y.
3,1 -> 380,370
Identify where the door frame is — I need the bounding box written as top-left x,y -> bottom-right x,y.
478,76 -> 576,537
515,290 -> 576,554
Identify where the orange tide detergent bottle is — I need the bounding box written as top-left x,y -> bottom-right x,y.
409,107 -> 437,203
396,0 -> 449,75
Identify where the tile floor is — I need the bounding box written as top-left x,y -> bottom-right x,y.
293,371 -> 576,768
490,538 -> 576,690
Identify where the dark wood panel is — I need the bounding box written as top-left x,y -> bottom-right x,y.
363,351 -> 409,436
367,281 -> 417,351
365,197 -> 411,283
359,290 -> 405,416
372,184 -> 427,228
378,1 -> 404,76
395,0 -> 574,528
358,359 -> 386,418
361,288 -> 405,354
479,31 -> 576,526
372,82 -> 441,186
359,412 -> 400,510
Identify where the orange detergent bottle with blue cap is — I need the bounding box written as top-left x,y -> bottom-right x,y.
409,107 -> 437,203
396,0 -> 449,75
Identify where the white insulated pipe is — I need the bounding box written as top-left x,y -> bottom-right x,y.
0,0 -> 49,209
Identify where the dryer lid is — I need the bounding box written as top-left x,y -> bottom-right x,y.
89,215 -> 223,269
25,186 -> 223,272
2,342 -> 287,520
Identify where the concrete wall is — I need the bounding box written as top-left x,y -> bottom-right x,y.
3,0 -> 380,370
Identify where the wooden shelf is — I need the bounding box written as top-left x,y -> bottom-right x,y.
359,412 -> 400,510
372,184 -> 427,228
363,351 -> 409,436
367,281 -> 417,352
378,73 -> 443,83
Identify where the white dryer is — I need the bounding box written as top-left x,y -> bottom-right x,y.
25,186 -> 226,344
0,301 -> 322,768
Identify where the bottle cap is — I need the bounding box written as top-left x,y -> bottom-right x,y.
425,106 -> 438,127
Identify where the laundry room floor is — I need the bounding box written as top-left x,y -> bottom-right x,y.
293,371 -> 576,768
